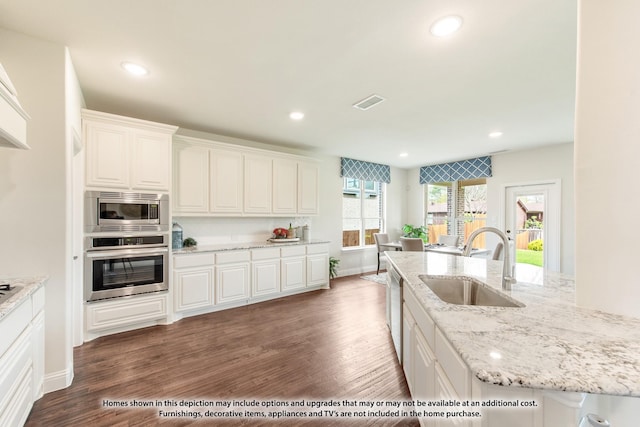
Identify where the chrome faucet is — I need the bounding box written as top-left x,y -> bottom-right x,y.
462,226 -> 516,290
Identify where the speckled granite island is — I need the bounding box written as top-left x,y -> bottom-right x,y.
385,251 -> 640,427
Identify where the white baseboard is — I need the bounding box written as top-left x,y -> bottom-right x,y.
336,264 -> 380,277
44,367 -> 74,394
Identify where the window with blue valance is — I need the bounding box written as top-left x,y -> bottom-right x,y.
419,156 -> 492,184
340,157 -> 391,184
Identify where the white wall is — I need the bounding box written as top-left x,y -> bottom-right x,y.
488,143 -> 575,274
0,29 -> 78,391
574,0 -> 640,319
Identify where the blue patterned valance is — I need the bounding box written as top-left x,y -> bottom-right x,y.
341,157 -> 391,183
419,156 -> 492,184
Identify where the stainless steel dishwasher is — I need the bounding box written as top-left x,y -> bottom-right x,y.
387,263 -> 403,364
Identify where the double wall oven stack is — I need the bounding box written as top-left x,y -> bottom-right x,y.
84,191 -> 170,302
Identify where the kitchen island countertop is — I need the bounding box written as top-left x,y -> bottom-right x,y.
385,250 -> 640,397
173,239 -> 330,255
0,276 -> 47,319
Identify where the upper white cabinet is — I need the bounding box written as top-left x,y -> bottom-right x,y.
0,63 -> 30,150
83,109 -> 177,191
297,162 -> 319,215
173,135 -> 319,216
272,158 -> 298,214
210,149 -> 243,214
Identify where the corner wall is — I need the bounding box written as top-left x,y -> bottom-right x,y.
0,29 -> 75,390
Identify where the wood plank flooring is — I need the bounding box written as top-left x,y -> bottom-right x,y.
26,274 -> 417,426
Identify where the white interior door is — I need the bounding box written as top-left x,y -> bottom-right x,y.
504,180 -> 561,272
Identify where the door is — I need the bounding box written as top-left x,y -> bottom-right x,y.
504,181 -> 561,272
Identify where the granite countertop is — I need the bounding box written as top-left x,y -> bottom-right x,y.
0,276 -> 47,320
385,251 -> 640,397
173,239 -> 330,255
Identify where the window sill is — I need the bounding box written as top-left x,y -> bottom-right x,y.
341,245 -> 376,253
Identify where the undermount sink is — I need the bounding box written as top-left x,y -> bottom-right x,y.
419,275 -> 524,308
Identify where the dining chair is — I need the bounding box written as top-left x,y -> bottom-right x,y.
400,237 -> 424,252
438,235 -> 459,247
373,233 -> 390,275
492,242 -> 504,260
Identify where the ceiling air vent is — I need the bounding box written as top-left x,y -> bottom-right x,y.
353,94 -> 386,110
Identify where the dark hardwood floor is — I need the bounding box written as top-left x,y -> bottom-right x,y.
26,273 -> 417,426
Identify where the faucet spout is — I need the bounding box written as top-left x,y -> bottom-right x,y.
462,226 -> 516,290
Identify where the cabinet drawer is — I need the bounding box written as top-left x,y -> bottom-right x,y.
0,299 -> 31,359
435,327 -> 469,398
215,251 -> 250,264
404,286 -> 435,349
173,253 -> 215,269
281,245 -> 306,257
306,243 -> 328,255
251,248 -> 280,261
86,294 -> 167,332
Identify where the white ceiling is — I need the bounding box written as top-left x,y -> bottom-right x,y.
0,0 -> 577,168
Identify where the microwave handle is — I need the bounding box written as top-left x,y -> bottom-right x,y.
86,247 -> 169,259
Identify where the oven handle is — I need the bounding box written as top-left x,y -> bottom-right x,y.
85,247 -> 169,259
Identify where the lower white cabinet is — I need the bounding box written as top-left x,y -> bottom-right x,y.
251,248 -> 281,298
0,285 -> 45,427
306,244 -> 329,287
281,245 -> 307,291
173,253 -> 215,312
85,293 -> 168,340
215,251 -> 250,304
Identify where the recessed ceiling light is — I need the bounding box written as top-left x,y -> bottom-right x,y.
289,111 -> 305,120
489,131 -> 503,138
399,152 -> 408,157
121,62 -> 149,76
430,15 -> 463,37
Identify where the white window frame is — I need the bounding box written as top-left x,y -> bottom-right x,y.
342,179 -> 385,249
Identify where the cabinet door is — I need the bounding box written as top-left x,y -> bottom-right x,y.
297,162 -> 319,214
244,154 -> 272,214
414,327 -> 436,402
85,120 -> 130,188
251,259 -> 280,297
306,253 -> 328,286
132,130 -> 171,191
434,364 -> 467,426
173,142 -> 210,213
216,263 -> 249,304
272,158 -> 298,214
281,257 -> 306,290
402,304 -> 415,393
174,268 -> 214,312
210,149 -> 243,213
31,310 -> 45,401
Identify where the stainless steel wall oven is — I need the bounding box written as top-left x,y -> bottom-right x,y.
84,235 -> 168,302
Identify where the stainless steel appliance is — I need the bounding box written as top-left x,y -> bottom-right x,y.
387,264 -> 403,363
85,191 -> 169,233
84,235 -> 168,302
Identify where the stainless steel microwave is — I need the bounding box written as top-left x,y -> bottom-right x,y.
85,191 -> 169,233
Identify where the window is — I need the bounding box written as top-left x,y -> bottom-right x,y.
424,179 -> 486,246
342,178 -> 385,248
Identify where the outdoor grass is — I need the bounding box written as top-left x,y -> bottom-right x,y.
516,249 -> 543,267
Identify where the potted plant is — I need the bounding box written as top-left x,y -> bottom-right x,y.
402,224 -> 428,242
329,256 -> 340,279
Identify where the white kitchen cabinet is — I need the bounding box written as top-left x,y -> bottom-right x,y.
0,62 -> 30,149
251,248 -> 281,298
84,293 -> 168,341
402,303 -> 415,393
281,246 -> 307,291
306,244 -> 329,287
272,158 -> 298,214
173,141 -> 210,213
173,253 -> 215,312
83,109 -> 177,191
210,149 -> 244,214
0,284 -> 46,427
244,154 -> 272,214
215,251 -> 250,304
297,161 -> 319,215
